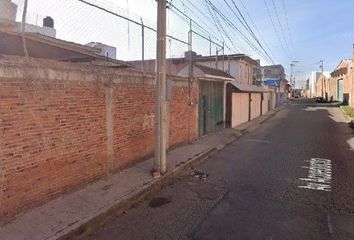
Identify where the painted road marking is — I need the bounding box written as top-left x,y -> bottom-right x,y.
298,158 -> 332,192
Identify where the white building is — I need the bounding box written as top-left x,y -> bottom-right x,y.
86,42 -> 117,59
308,71 -> 321,97
16,22 -> 56,38
0,0 -> 56,38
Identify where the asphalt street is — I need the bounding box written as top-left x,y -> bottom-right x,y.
89,100 -> 354,240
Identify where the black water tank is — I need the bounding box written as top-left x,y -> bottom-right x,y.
43,16 -> 54,28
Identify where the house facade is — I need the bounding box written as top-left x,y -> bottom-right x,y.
192,54 -> 261,85
327,60 -> 352,104
129,51 -> 261,85
315,72 -> 331,99
261,64 -> 285,81
261,64 -> 289,105
308,71 -> 321,97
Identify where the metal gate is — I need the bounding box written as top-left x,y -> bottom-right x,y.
338,79 -> 343,102
198,80 -> 224,136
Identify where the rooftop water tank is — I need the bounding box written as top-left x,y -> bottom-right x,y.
43,16 -> 54,28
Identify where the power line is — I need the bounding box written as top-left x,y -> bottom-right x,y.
204,1 -> 241,53
168,2 -> 222,44
271,0 -> 292,57
195,0 -> 250,53
168,6 -> 224,49
204,0 -> 274,63
264,0 -> 291,60
75,0 -> 189,45
223,0 -> 275,63
183,0 -> 225,38
281,0 -> 295,52
179,0 -> 190,24
204,0 -> 249,53
238,0 -> 273,59
169,1 -> 242,53
89,0 -> 156,27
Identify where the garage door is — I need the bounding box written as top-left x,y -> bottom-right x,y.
262,93 -> 269,114
251,93 -> 261,120
231,93 -> 249,128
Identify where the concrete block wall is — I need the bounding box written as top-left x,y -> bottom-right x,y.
0,56 -> 198,220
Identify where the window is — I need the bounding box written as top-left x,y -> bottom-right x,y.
265,69 -> 271,75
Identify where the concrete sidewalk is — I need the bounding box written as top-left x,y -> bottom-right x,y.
0,107 -> 282,240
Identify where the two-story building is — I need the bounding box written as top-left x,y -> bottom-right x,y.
261,64 -> 289,105
129,51 -> 261,84
192,53 -> 261,85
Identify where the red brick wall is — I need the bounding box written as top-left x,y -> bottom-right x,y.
169,84 -> 198,147
112,83 -> 156,170
0,56 -> 198,220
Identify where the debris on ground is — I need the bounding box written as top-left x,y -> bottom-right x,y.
190,169 -> 209,180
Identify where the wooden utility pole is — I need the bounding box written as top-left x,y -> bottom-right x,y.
141,18 -> 145,73
290,63 -> 294,98
154,0 -> 167,175
21,0 -> 29,57
320,60 -> 324,97
188,19 -> 192,104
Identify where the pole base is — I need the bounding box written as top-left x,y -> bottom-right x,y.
152,171 -> 162,178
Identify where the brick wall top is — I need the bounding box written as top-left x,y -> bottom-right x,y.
0,55 -> 190,86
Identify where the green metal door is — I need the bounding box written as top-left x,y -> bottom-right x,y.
338,79 -> 343,102
199,80 -> 224,136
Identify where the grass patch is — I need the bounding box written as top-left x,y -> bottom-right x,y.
341,105 -> 354,118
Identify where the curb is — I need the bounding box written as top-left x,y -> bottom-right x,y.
59,107 -> 283,240
259,109 -> 280,124
59,147 -> 217,240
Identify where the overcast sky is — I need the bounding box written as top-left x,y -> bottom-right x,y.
12,0 -> 354,88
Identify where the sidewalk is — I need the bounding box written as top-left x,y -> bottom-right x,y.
0,107 -> 282,240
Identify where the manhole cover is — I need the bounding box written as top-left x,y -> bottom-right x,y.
149,197 -> 172,208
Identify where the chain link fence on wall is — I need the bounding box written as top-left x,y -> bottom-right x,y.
0,0 -> 238,66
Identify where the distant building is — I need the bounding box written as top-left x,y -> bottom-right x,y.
261,64 -> 289,105
190,53 -> 261,85
315,72 -> 330,98
261,64 -> 286,81
308,71 -> 321,97
86,42 -> 117,59
129,51 -> 261,85
0,0 -> 56,38
17,16 -> 56,38
0,0 -> 17,22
